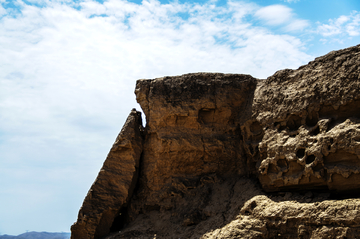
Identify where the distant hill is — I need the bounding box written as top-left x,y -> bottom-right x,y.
0,232 -> 70,239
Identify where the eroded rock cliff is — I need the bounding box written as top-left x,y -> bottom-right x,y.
134,74 -> 257,208
71,45 -> 360,239
249,47 -> 360,192
71,109 -> 143,239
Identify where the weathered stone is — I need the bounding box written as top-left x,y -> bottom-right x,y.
106,177 -> 360,239
202,194 -> 360,238
134,73 -> 257,208
246,45 -> 360,192
72,44 -> 360,239
70,109 -> 143,239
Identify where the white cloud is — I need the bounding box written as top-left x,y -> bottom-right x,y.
254,4 -> 308,32
283,0 -> 300,2
318,11 -> 360,37
0,0 -> 313,235
285,19 -> 309,32
0,1 -> 6,16
255,4 -> 292,26
346,13 -> 360,36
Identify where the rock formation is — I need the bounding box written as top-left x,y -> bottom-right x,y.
71,45 -> 360,239
71,110 -> 143,239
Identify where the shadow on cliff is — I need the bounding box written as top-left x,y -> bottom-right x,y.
73,45 -> 360,239
105,175 -> 267,239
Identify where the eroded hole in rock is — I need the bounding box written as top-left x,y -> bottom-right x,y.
310,125 -> 320,136
278,125 -> 287,132
296,149 -> 305,159
198,109 -> 215,124
243,210 -> 251,215
110,207 -> 128,233
250,201 -> 257,210
286,114 -> 302,131
306,155 -> 316,165
306,112 -> 319,127
260,167 -> 266,173
243,201 -> 257,215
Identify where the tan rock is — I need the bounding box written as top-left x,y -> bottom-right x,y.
72,45 -> 360,239
202,194 -> 360,238
134,73 -> 258,208
70,109 -> 144,239
247,45 -> 360,192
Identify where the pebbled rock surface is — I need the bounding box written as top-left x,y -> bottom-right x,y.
71,45 -> 360,239
71,109 -> 144,239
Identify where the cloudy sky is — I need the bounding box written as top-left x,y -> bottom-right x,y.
0,0 -> 359,235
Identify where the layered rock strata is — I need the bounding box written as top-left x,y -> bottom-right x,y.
71,45 -> 360,239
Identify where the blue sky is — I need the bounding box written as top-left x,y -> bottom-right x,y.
0,0 -> 359,235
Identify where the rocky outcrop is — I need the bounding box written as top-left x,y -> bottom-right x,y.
249,46 -> 360,192
204,193 -> 360,238
71,45 -> 360,239
134,74 -> 257,208
71,109 -> 143,239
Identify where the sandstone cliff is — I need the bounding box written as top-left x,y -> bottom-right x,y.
71,45 -> 360,239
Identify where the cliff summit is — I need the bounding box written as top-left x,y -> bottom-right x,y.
71,45 -> 360,239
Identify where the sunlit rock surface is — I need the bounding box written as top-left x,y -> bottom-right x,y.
71,45 -> 360,239
71,109 -> 143,239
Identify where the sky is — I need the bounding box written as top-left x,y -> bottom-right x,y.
0,0 -> 359,235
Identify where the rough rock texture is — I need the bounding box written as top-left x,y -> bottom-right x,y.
204,193 -> 360,239
71,109 -> 143,239
134,74 -> 257,209
249,46 -> 360,192
71,45 -> 360,239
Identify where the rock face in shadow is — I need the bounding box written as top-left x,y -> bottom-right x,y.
71,45 -> 360,239
70,109 -> 143,239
